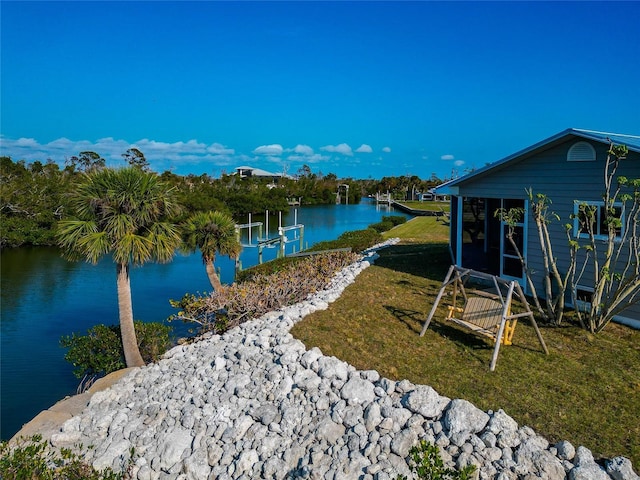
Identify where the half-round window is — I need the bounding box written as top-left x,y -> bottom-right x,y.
567,141 -> 596,161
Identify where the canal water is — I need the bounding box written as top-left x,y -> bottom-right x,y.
0,201 -> 408,440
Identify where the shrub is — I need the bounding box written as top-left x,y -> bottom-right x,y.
237,227 -> 383,283
308,228 -> 383,254
369,221 -> 395,233
235,256 -> 300,283
135,322 -> 173,363
61,322 -> 172,382
170,251 -> 359,334
396,440 -> 477,480
382,215 -> 408,226
0,434 -> 131,480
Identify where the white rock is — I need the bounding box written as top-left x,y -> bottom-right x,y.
606,457 -> 640,480
402,385 -> 448,419
341,377 -> 375,405
159,429 -> 193,470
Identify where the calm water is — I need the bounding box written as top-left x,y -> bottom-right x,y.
0,201 -> 407,440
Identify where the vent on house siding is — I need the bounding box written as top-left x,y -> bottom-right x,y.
567,141 -> 596,161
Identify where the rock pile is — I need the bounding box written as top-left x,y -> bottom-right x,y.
51,241 -> 638,479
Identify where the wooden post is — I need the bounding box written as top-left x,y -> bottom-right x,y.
489,282 -> 514,371
279,227 -> 285,258
420,265 -> 456,336
515,282 -> 549,354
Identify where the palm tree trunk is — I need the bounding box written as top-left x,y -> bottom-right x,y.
117,262 -> 145,367
205,259 -> 222,291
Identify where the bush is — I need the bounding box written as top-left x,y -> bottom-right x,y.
235,256 -> 300,283
382,215 -> 408,226
308,228 -> 383,254
171,251 -> 359,334
369,221 -> 395,233
0,434 -> 131,480
237,228 -> 383,283
61,322 -> 172,382
396,440 -> 476,480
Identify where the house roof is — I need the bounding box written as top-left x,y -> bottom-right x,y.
235,166 -> 279,177
445,128 -> 640,188
235,166 -> 295,180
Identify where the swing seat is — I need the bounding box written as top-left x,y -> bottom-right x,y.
445,296 -> 517,345
421,265 -> 548,371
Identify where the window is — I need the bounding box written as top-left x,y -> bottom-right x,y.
567,141 -> 596,162
500,198 -> 527,281
574,285 -> 593,312
573,201 -> 624,240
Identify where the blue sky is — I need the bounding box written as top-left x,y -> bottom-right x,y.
1,1 -> 639,180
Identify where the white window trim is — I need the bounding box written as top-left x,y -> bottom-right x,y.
499,199 -> 528,289
572,284 -> 594,312
573,200 -> 624,242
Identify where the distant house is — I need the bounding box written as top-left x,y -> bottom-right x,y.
441,128 -> 640,327
235,166 -> 292,184
418,189 -> 448,202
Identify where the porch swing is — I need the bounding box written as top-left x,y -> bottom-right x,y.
420,265 -> 549,371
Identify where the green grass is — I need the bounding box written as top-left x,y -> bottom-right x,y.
382,216 -> 449,244
397,200 -> 451,212
291,216 -> 640,467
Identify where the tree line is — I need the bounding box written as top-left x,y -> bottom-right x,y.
0,152 -> 445,249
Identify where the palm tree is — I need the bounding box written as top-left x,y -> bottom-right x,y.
182,211 -> 242,290
56,167 -> 182,367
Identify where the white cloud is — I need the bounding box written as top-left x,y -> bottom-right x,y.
441,154 -> 455,161
252,144 -> 284,155
287,153 -> 329,164
454,160 -> 465,167
0,136 -> 240,173
355,144 -> 373,153
382,146 -> 391,153
292,144 -> 314,155
207,142 -> 235,155
320,143 -> 353,156
265,155 -> 285,164
12,137 -> 40,148
133,139 -> 209,155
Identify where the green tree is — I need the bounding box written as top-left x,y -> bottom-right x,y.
56,167 -> 182,367
182,211 -> 242,290
1,157 -> 73,247
122,147 -> 150,171
66,151 -> 106,173
573,143 -> 639,332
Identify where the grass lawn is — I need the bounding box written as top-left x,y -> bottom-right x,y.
396,200 -> 450,212
291,217 -> 640,467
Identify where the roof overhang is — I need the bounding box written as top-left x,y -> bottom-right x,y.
447,128 -> 640,189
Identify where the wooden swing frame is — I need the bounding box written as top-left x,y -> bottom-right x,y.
420,265 -> 549,371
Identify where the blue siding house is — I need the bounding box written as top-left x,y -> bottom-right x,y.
442,128 -> 640,328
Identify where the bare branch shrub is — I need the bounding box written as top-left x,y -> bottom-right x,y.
496,142 -> 639,332
170,251 -> 359,334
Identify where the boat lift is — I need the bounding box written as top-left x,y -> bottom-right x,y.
235,210 -> 305,269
